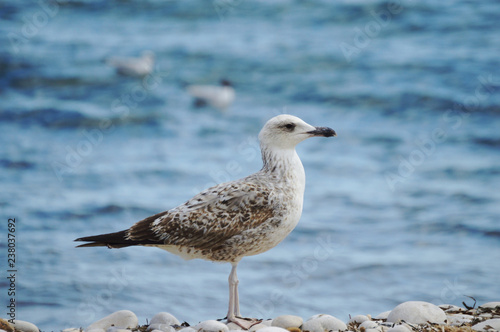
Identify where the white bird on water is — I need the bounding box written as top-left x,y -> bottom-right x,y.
105,50 -> 155,77
75,114 -> 336,329
187,79 -> 235,111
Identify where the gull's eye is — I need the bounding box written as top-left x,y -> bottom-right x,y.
282,123 -> 296,131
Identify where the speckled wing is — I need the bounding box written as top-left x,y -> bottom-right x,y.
126,179 -> 277,251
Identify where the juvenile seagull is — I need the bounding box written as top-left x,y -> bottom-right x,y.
75,114 -> 336,329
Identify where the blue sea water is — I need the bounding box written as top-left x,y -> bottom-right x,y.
1,0 -> 499,330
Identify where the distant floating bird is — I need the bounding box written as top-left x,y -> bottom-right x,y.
105,50 -> 155,77
75,114 -> 336,329
186,79 -> 235,111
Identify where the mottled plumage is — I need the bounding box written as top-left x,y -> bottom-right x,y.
75,114 -> 336,328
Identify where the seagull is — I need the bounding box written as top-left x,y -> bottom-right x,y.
186,79 -> 235,111
105,50 -> 155,77
75,114 -> 336,329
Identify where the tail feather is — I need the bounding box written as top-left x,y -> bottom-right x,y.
75,230 -> 136,249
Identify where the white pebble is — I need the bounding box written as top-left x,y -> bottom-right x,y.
106,327 -> 130,332
349,315 -> 369,324
150,312 -> 181,326
86,310 -> 138,331
479,302 -> 500,309
62,329 -> 81,332
86,329 -> 104,332
472,318 -> 500,331
272,315 -> 303,329
446,314 -> 474,326
255,328 -> 288,332
387,326 -> 411,332
387,301 -> 446,324
302,314 -> 347,332
194,320 -> 229,332
179,328 -> 196,332
148,324 -> 175,332
11,320 -> 39,332
360,321 -> 378,329
374,311 -> 391,320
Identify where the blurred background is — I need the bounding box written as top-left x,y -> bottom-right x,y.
1,0 -> 499,330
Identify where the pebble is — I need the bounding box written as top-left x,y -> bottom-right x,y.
150,312 -> 181,326
179,328 -> 196,332
386,325 -> 411,332
446,313 -> 474,326
62,328 -> 81,332
472,318 -> 500,331
10,320 -> 39,332
480,302 -> 500,309
271,315 -> 303,329
148,324 -> 176,332
374,311 -> 391,320
302,314 -> 347,332
255,328 -> 289,332
86,310 -> 138,331
386,301 -> 446,324
193,320 -> 229,332
348,315 -> 369,324
359,321 -> 379,329
107,327 -> 130,332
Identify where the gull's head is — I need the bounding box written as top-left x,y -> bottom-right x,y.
259,114 -> 336,150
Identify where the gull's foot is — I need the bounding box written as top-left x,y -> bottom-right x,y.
228,316 -> 262,330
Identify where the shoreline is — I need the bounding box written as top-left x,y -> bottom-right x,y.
1,301 -> 499,332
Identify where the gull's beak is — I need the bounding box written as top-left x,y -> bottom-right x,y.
307,126 -> 337,137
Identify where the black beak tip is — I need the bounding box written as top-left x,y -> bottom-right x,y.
308,127 -> 336,137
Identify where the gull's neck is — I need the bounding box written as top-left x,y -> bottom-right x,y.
260,144 -> 306,191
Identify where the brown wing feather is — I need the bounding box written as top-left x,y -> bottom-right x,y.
127,181 -> 277,251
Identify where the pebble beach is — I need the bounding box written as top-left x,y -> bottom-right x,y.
2,301 -> 500,332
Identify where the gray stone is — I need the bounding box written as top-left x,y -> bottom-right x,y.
387,301 -> 446,324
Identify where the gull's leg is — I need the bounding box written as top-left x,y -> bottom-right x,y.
227,262 -> 238,322
233,264 -> 241,317
226,262 -> 262,330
